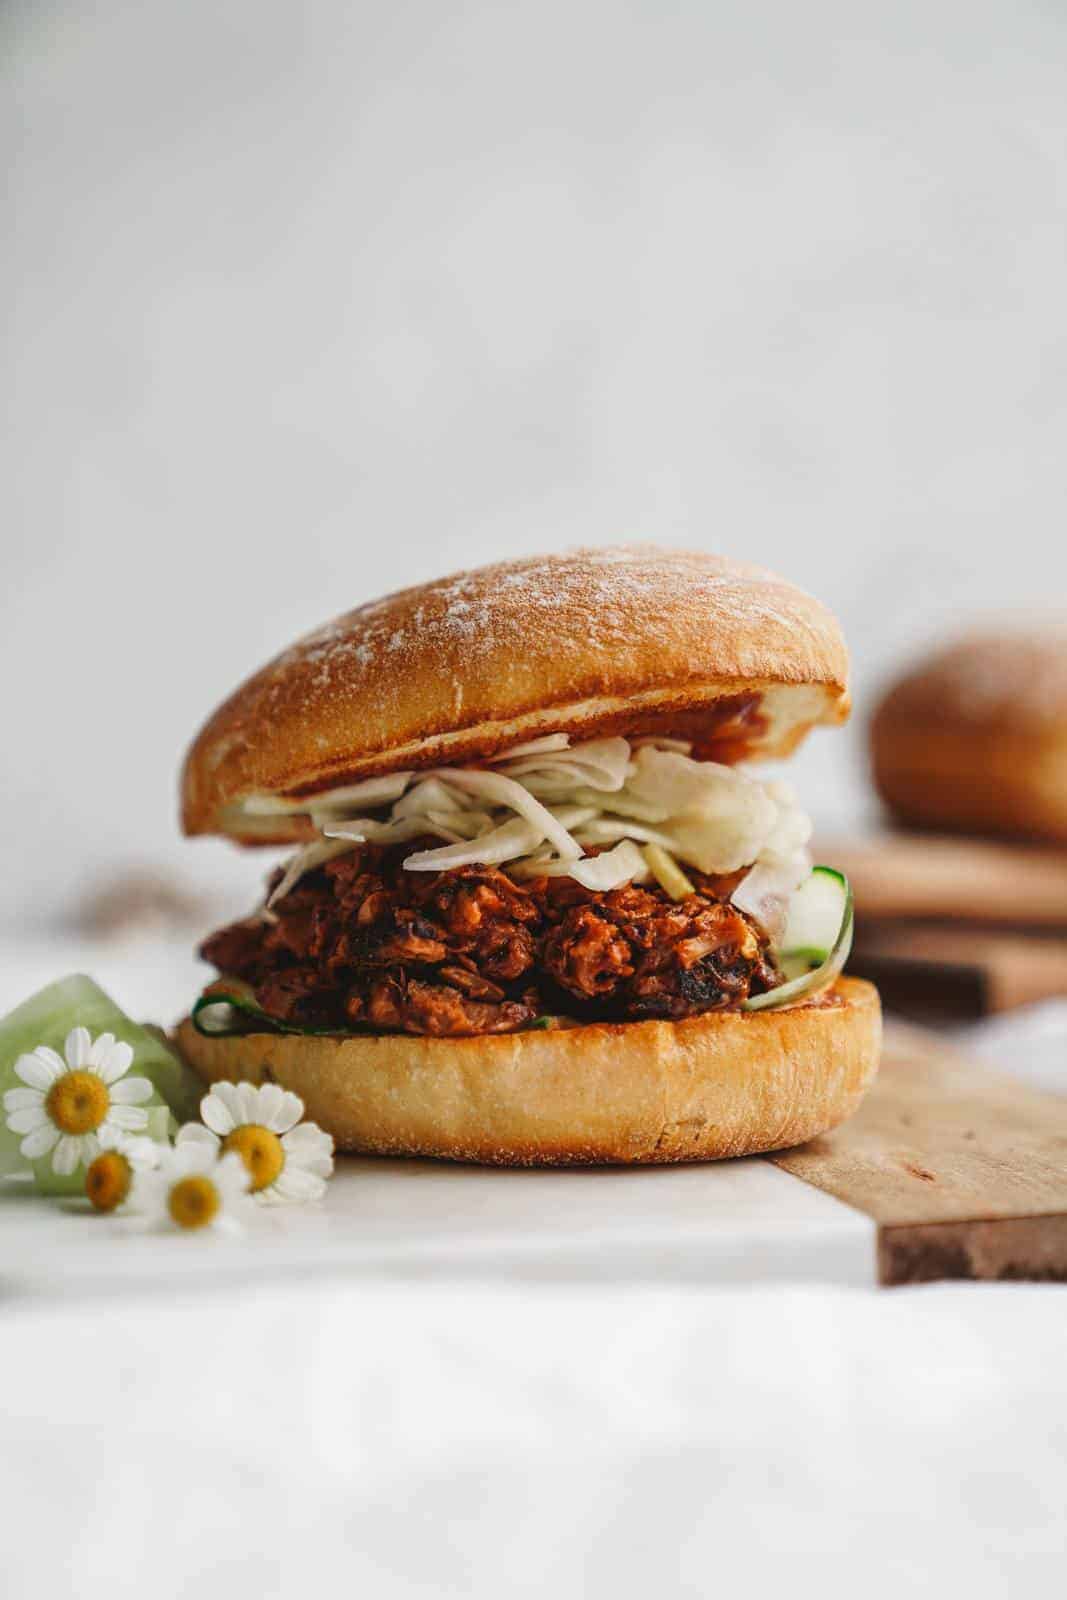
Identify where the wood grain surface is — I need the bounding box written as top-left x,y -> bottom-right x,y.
815,832 -> 1067,927
773,1021 -> 1067,1284
851,922 -> 1067,1014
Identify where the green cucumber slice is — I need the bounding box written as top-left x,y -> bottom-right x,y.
192,983 -> 340,1038
779,867 -> 849,963
743,867 -> 854,1012
193,985 -> 567,1039
0,974 -> 199,1190
778,947 -> 832,982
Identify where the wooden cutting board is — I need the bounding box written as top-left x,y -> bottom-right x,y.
814,832 -> 1067,1017
815,832 -> 1067,927
850,922 -> 1067,1015
773,1020 -> 1067,1285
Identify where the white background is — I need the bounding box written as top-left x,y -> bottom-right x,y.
5,0 -> 1067,930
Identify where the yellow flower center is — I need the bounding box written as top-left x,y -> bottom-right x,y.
222,1124 -> 284,1192
45,1070 -> 110,1135
85,1150 -> 131,1212
168,1175 -> 220,1230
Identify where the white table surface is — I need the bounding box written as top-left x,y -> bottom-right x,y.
2,938 -> 1066,1599
0,1154 -> 876,1296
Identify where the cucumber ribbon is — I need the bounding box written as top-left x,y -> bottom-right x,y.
193,984 -> 563,1037
742,866 -> 854,1012
192,981 -> 340,1038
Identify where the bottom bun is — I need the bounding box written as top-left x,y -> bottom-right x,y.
174,977 -> 881,1167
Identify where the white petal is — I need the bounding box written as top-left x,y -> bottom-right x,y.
282,1120 -> 333,1151
282,1124 -> 335,1172
81,1132 -> 101,1164
285,1156 -> 334,1185
272,1166 -> 327,1202
95,1039 -> 134,1085
52,1135 -> 83,1175
3,1087 -> 45,1113
21,1125 -> 59,1159
201,1088 -> 238,1135
86,1032 -> 116,1069
15,1049 -> 64,1090
127,1169 -> 166,1214
64,1027 -> 92,1069
5,1105 -> 50,1135
117,1134 -> 161,1171
172,1141 -> 214,1178
215,1151 -> 252,1197
108,1105 -> 149,1131
109,1076 -> 153,1104
175,1123 -> 220,1152
298,1152 -> 335,1179
269,1090 -> 305,1135
237,1082 -> 261,1125
252,1083 -> 285,1128
211,1213 -> 245,1237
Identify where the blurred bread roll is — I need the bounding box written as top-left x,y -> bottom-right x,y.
871,628 -> 1067,842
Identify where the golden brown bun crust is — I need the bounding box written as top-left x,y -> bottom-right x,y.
181,546 -> 850,843
872,631 -> 1067,842
174,977 -> 880,1166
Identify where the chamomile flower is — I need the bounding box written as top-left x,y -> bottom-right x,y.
85,1127 -> 162,1213
129,1142 -> 252,1234
176,1082 -> 334,1204
2,1027 -> 154,1176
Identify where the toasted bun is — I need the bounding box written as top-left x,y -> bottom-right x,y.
872,630 -> 1067,842
174,977 -> 880,1166
182,546 -> 850,844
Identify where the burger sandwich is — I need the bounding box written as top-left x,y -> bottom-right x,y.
177,546 -> 880,1165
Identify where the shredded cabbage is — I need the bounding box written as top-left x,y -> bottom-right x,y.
426,808 -> 494,840
574,817 -> 677,849
494,734 -> 571,759
390,776 -> 467,820
731,853 -> 811,946
250,732 -> 813,930
631,736 -> 693,754
402,817 -> 544,872
322,816 -> 463,846
427,768 -> 584,860
265,838 -> 362,911
521,839 -> 650,891
643,844 -> 696,901
497,736 -> 632,794
244,773 -> 412,817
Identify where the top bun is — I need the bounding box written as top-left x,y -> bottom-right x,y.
871,627 -> 1067,841
182,546 -> 850,844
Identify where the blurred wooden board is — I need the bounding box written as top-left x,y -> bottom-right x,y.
816,832 -> 1067,927
851,922 -> 1067,1015
773,1021 -> 1067,1284
814,832 -> 1067,1019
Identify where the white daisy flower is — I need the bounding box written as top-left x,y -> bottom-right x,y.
2,1027 -> 154,1177
85,1127 -> 162,1213
129,1142 -> 252,1234
176,1082 -> 334,1204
